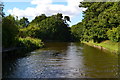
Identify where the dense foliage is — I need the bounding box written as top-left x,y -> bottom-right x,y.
2,15 -> 44,50
2,13 -> 71,51
71,22 -> 83,41
19,17 -> 29,28
2,15 -> 18,48
19,13 -> 71,41
17,37 -> 44,50
31,14 -> 47,24
107,26 -> 120,42
3,1 -> 119,54
71,2 -> 120,43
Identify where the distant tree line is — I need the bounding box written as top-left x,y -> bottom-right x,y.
19,13 -> 71,41
2,12 -> 71,49
2,1 -> 120,50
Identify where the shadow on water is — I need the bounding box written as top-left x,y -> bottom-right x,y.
2,42 -> 118,78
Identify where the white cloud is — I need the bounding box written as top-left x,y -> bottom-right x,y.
7,0 -> 86,21
31,0 -> 52,5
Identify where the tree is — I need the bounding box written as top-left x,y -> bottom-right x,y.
71,22 -> 84,41
64,16 -> 71,23
36,14 -> 71,41
78,2 -> 120,42
2,15 -> 18,48
19,17 -> 29,28
31,14 -> 47,24
0,2 -> 5,17
22,13 -> 71,41
56,13 -> 63,19
107,26 -> 120,42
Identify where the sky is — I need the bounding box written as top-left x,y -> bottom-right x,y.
3,0 -> 86,26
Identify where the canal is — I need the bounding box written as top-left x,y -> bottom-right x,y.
3,42 -> 118,78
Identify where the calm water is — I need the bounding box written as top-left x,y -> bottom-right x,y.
3,42 -> 118,78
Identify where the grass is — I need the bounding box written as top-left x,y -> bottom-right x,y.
83,40 -> 119,54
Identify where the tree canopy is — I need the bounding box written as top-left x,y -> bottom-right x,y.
71,2 -> 120,43
19,13 -> 71,42
19,17 -> 29,28
2,15 -> 18,48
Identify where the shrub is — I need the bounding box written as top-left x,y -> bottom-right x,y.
17,37 -> 44,51
18,26 -> 40,38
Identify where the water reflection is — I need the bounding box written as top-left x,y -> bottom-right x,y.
63,43 -> 84,78
3,42 -> 118,78
82,44 -> 118,78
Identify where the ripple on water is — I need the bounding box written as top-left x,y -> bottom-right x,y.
3,42 -> 118,78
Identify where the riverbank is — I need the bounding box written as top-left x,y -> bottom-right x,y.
2,46 -> 44,58
83,40 -> 119,54
2,37 -> 44,58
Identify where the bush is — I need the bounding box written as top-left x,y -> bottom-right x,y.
107,27 -> 120,42
17,37 -> 44,51
18,26 -> 40,38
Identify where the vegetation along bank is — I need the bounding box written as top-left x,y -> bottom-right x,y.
71,2 -> 120,54
1,2 -> 120,56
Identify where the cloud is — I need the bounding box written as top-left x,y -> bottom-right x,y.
7,0 -> 86,21
31,0 -> 52,5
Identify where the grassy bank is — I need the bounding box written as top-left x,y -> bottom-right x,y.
83,40 -> 119,54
